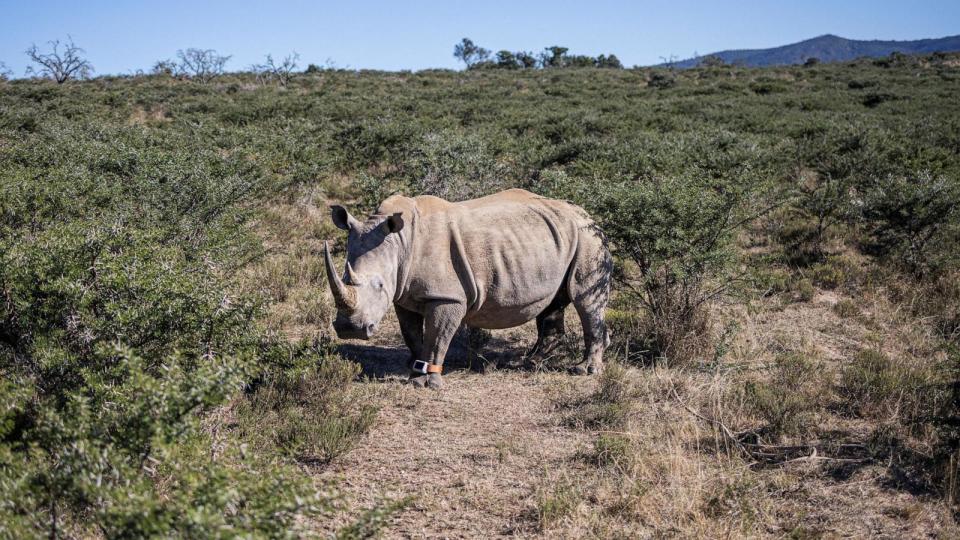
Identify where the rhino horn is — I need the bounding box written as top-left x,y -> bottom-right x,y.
345,261 -> 363,286
324,242 -> 357,309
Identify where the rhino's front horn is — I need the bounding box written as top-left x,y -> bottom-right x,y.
324,242 -> 357,309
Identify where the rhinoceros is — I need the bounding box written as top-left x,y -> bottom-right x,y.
324,188 -> 611,388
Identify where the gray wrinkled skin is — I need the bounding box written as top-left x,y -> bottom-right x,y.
325,189 -> 612,388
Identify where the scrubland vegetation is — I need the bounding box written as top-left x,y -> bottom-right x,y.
1,51 -> 959,536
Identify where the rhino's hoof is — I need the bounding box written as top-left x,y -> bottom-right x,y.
569,363 -> 590,376
588,363 -> 603,375
426,373 -> 444,390
408,374 -> 429,388
408,373 -> 443,389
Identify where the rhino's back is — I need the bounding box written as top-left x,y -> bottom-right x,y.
457,188 -> 586,218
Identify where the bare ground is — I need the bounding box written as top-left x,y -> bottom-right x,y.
313,319 -> 600,538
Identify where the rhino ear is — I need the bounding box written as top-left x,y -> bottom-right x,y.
383,212 -> 404,234
331,205 -> 359,231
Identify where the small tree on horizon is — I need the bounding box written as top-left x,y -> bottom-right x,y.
540,46 -> 569,68
494,50 -> 538,69
152,59 -> 180,77
176,48 -> 231,83
453,38 -> 490,68
699,55 -> 727,68
0,61 -> 12,80
516,51 -> 538,68
595,54 -> 623,69
252,52 -> 300,86
25,37 -> 93,83
495,50 -> 518,69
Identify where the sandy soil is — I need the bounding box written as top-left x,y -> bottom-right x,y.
314,319 -> 599,538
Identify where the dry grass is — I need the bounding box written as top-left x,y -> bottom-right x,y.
241,184 -> 343,341
537,327 -> 955,537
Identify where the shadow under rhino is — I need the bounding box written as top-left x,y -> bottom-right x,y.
336,327 -> 530,380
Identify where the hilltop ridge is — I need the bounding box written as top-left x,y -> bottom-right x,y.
667,33 -> 960,67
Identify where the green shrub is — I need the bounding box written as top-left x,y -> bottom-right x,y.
861,173 -> 960,277
749,80 -> 788,95
793,278 -> 816,302
862,92 -> 898,108
553,131 -> 776,366
647,71 -> 676,89
0,112 -> 361,535
0,342 -> 333,537
750,266 -> 792,297
833,299 -> 860,318
403,130 -> 512,201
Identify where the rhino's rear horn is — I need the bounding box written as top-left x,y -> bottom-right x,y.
324,242 -> 357,309
345,261 -> 363,285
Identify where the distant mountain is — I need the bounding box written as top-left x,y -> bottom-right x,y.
666,34 -> 960,68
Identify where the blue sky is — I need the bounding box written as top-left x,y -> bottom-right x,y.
1,0 -> 957,75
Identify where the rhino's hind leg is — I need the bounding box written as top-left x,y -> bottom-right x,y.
525,294 -> 570,370
569,233 -> 613,376
571,304 -> 608,375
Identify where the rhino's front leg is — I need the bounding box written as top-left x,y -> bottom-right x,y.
395,304 -> 424,369
409,301 -> 466,390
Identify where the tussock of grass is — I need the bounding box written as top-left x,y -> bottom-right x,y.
837,349 -> 935,424
743,352 -> 830,440
555,361 -> 636,431
236,354 -> 377,464
833,298 -> 860,318
793,278 -> 816,302
535,476 -> 582,531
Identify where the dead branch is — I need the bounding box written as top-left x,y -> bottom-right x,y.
176,48 -> 231,83
251,52 -> 299,86
25,37 -> 93,83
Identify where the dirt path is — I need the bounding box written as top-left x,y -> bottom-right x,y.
315,323 -> 594,538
